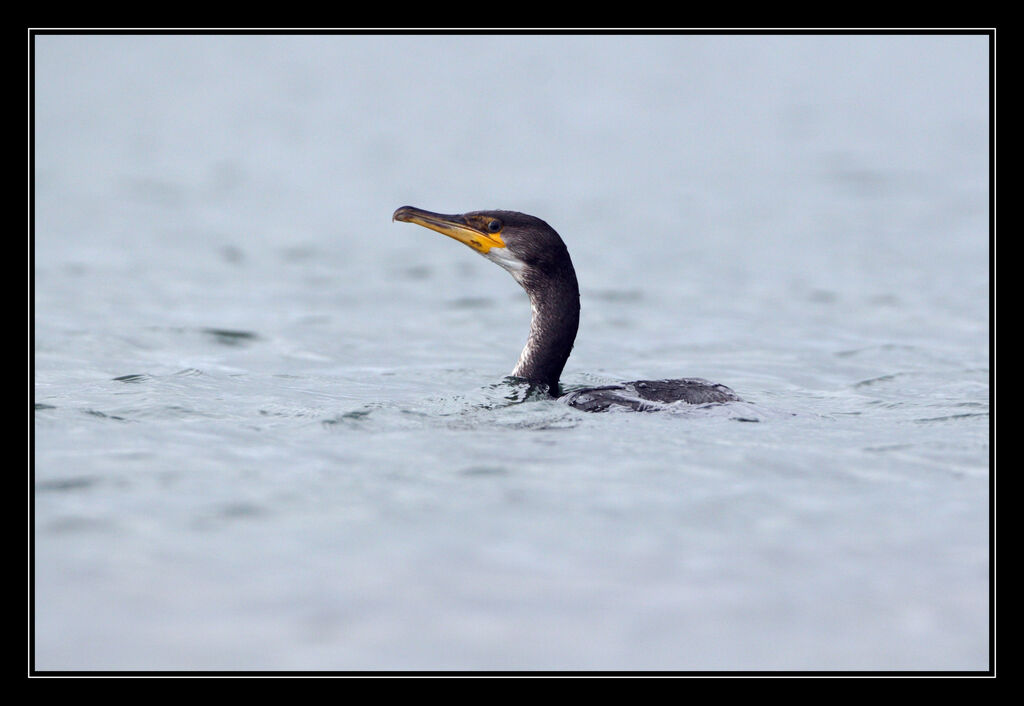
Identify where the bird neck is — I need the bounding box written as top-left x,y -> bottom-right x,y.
511,268 -> 580,396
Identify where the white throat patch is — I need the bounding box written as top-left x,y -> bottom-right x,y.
483,247 -> 526,285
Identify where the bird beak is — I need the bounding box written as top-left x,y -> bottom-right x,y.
393,206 -> 505,254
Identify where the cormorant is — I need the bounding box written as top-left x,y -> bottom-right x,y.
392,206 -> 740,412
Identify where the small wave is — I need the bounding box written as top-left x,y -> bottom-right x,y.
36,476 -> 101,493
913,412 -> 989,424
112,373 -> 153,383
201,328 -> 260,347
82,409 -> 130,422
853,373 -> 899,388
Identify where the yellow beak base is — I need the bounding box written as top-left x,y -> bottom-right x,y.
393,206 -> 505,254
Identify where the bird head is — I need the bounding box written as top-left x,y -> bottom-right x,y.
392,206 -> 571,286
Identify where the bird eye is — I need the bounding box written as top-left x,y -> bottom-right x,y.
486,219 -> 502,233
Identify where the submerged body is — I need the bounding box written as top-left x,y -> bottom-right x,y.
392,206 -> 740,411
561,379 -> 739,412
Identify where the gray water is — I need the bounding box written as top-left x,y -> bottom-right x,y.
33,34 -> 990,671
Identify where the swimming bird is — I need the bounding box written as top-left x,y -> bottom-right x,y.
392,206 -> 740,412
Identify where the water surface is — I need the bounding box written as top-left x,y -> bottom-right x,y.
33,34 -> 989,671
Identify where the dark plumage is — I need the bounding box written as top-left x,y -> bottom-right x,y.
392,206 -> 740,411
